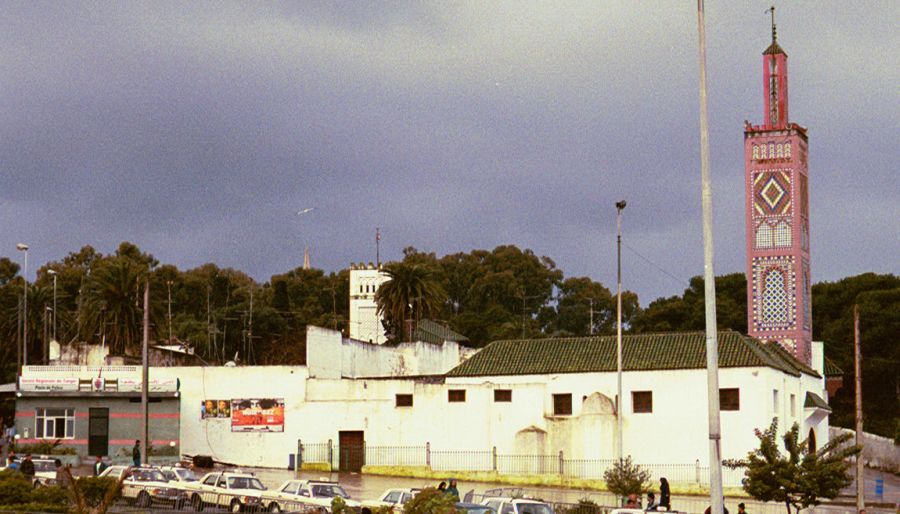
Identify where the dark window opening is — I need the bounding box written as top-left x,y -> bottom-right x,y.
720,388 -> 740,411
553,394 -> 572,415
494,389 -> 512,402
448,389 -> 466,402
632,391 -> 653,413
395,394 -> 413,407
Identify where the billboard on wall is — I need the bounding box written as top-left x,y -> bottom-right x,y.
230,398 -> 285,432
200,400 -> 232,420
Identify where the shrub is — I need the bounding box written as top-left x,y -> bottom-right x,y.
13,440 -> 77,455
403,488 -> 457,514
558,499 -> 603,514
0,470 -> 34,505
602,456 -> 651,501
71,476 -> 122,508
0,502 -> 69,513
31,484 -> 70,505
333,496 -> 349,514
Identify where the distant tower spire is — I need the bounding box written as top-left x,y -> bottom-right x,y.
763,5 -> 788,128
303,247 -> 310,270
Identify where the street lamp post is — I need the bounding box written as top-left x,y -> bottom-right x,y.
16,243 -> 29,367
615,200 -> 626,464
48,270 -> 57,343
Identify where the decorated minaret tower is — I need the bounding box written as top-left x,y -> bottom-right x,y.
745,8 -> 813,365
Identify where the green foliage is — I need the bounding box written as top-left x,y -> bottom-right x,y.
630,273 -> 748,333
402,487 -> 458,514
376,260 -> 446,342
602,456 -> 651,499
332,496 -> 349,514
14,440 -> 77,455
69,475 -> 122,509
0,470 -> 68,510
725,418 -> 860,514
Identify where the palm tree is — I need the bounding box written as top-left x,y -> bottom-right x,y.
82,257 -> 150,355
375,262 -> 445,342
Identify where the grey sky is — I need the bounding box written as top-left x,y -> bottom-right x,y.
2,1 -> 897,304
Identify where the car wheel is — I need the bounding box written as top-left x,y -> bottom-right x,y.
231,499 -> 243,513
137,491 -> 152,508
269,503 -> 281,513
175,497 -> 186,510
192,494 -> 204,512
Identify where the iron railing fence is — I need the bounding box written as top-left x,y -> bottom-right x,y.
295,441 -> 745,486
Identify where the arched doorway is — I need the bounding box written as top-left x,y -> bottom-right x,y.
807,428 -> 817,453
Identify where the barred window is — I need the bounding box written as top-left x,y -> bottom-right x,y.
35,408 -> 75,439
395,394 -> 413,407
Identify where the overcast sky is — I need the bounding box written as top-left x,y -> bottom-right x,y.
2,2 -> 897,304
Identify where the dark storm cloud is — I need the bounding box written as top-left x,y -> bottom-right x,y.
1,1 -> 897,304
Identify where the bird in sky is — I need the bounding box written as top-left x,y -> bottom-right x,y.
297,207 -> 314,215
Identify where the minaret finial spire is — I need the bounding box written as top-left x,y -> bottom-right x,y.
768,5 -> 777,43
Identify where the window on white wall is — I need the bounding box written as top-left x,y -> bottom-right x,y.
35,408 -> 75,439
773,389 -> 780,416
790,394 -> 796,417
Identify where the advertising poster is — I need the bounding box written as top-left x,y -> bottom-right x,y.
200,400 -> 232,420
230,398 -> 285,432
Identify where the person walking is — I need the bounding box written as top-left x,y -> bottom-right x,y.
737,503 -> 747,514
659,477 -> 671,511
446,479 -> 459,500
437,481 -> 446,492
646,492 -> 659,511
93,456 -> 108,476
19,454 -> 35,478
132,440 -> 141,467
6,454 -> 18,470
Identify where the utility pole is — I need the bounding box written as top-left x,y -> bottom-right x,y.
615,200 -> 626,464
141,276 -> 150,465
248,286 -> 254,364
696,3 -> 724,514
589,298 -> 594,335
376,228 -> 381,267
17,296 -> 22,373
16,243 -> 29,367
854,304 -> 864,512
48,270 -> 57,343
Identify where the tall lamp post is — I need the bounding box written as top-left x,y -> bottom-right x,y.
696,2 -> 724,514
48,269 -> 58,343
16,243 -> 29,367
615,200 -> 626,463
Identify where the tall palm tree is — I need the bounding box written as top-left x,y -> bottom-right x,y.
82,257 -> 150,355
375,262 -> 445,342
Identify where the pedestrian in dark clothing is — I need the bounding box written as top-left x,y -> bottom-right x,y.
446,479 -> 459,500
646,492 -> 659,511
659,477 -> 671,510
132,440 -> 141,467
93,456 -> 108,476
437,481 -> 446,492
54,459 -> 70,488
19,454 -> 35,477
737,503 -> 746,514
705,505 -> 729,514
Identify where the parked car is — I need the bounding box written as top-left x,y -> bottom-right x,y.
360,488 -> 421,513
108,467 -> 186,508
262,479 -> 359,513
456,502 -> 497,514
183,470 -> 267,512
2,457 -> 60,487
97,465 -> 130,480
159,465 -> 200,487
482,497 -> 554,514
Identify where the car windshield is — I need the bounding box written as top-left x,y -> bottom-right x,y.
133,469 -> 167,482
462,508 -> 494,514
517,504 -> 553,514
175,469 -> 198,481
32,461 -> 55,472
228,477 -> 265,490
312,484 -> 349,498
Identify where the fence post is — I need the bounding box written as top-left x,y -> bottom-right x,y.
492,446 -> 498,472
695,458 -> 701,483
558,450 -> 564,476
328,439 -> 334,472
426,442 -> 431,468
296,439 -> 302,478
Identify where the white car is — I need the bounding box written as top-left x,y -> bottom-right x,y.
360,488 -> 421,513
159,465 -> 200,487
482,498 -> 554,514
183,470 -> 267,512
1,457 -> 59,487
262,479 -> 359,513
100,467 -> 185,508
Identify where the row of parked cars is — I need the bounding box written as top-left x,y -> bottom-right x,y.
94,465 -> 555,514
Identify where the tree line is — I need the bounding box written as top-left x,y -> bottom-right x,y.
0,242 -> 895,440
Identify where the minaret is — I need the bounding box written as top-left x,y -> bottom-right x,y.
744,7 -> 812,365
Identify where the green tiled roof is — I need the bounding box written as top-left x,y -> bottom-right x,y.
413,319 -> 469,345
824,356 -> 843,378
759,340 -> 820,377
804,391 -> 832,412
448,330 -> 820,378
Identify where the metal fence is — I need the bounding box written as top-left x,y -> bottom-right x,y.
296,441 -> 746,486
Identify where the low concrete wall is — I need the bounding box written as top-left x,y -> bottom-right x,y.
831,427 -> 899,472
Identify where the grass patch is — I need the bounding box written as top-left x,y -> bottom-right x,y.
301,462 -> 333,472
360,466 -> 750,498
